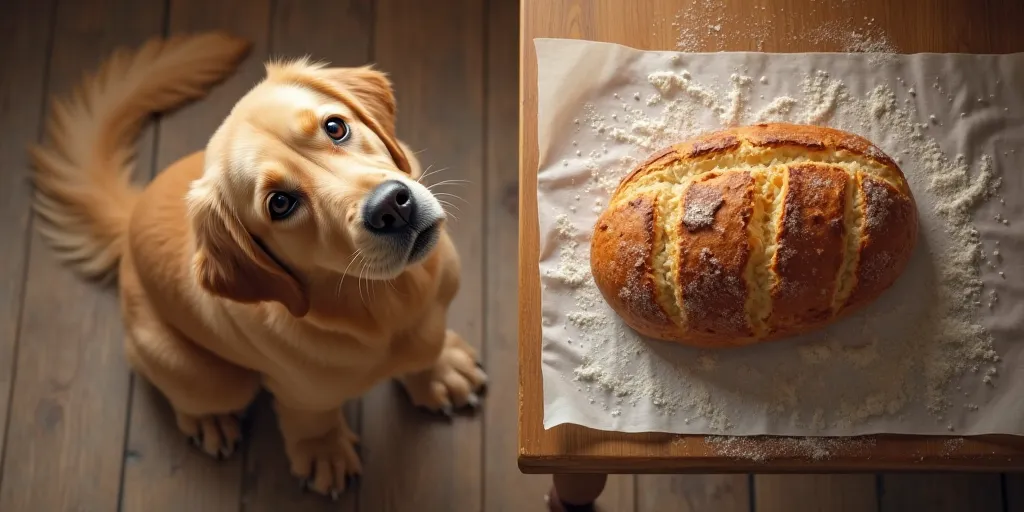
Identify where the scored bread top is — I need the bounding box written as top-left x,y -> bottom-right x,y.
589,123 -> 918,348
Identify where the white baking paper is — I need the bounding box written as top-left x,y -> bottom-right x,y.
536,38 -> 1024,436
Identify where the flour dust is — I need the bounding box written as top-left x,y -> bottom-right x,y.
545,56 -> 1010,437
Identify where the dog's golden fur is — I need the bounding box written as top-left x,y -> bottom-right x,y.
28,32 -> 486,497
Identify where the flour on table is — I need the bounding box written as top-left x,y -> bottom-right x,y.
671,0 -> 897,62
702,435 -> 877,462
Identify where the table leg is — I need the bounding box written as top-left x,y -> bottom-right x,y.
546,474 -> 608,512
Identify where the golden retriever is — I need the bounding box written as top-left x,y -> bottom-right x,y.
28,32 -> 487,498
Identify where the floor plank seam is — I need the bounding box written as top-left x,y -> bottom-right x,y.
0,0 -> 60,491
480,0 -> 492,510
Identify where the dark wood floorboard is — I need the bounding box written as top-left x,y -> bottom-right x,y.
1004,473 -> 1024,511
0,0 -> 56,479
880,474 -> 1005,511
755,475 -> 878,512
638,475 -> 751,512
482,0 -> 554,510
0,0 -> 162,509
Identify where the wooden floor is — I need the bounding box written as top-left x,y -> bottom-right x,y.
0,0 -> 1022,510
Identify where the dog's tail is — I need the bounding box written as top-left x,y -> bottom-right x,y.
29,32 -> 251,281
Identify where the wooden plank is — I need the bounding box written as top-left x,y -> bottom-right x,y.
0,0 -> 56,476
638,475 -> 750,512
879,474 -> 1003,511
240,396 -> 362,512
1005,473 -> 1024,511
480,0 -> 554,509
0,0 -> 164,510
518,0 -> 1024,473
239,2 -> 371,510
358,0 -> 485,510
118,1 -> 271,510
755,475 -> 877,512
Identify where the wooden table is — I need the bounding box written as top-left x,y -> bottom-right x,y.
517,0 -> 1024,508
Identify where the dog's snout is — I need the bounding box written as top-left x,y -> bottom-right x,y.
363,180 -> 416,234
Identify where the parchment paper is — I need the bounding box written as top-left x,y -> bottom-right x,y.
536,38 -> 1024,436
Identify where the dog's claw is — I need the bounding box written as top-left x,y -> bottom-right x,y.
217,445 -> 234,460
188,435 -> 202,448
441,404 -> 454,418
330,489 -> 342,501
346,474 -> 360,489
466,393 -> 480,409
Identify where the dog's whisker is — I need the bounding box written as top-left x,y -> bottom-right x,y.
438,199 -> 463,213
425,179 -> 469,191
418,166 -> 449,184
433,192 -> 468,204
337,250 -> 363,298
425,178 -> 467,187
416,164 -> 434,183
358,261 -> 369,306
441,207 -> 461,222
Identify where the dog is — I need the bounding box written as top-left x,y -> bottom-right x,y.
28,32 -> 487,498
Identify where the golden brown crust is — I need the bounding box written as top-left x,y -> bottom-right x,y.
623,122 -> 904,191
677,171 -> 755,339
768,163 -> 849,332
842,174 -> 918,311
590,194 -> 675,338
590,123 -> 918,348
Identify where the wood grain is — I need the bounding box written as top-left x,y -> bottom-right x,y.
482,0 -> 553,508
0,0 -> 55,475
359,0 -> 486,510
118,1 -> 272,510
237,2 -> 372,511
518,0 -> 1024,473
755,475 -> 878,512
1005,474 -> 1024,511
0,0 -> 163,510
879,474 -> 1004,511
637,475 -> 750,512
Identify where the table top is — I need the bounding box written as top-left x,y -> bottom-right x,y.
517,0 -> 1024,474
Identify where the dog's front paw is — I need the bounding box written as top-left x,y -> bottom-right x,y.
399,330 -> 489,416
176,411 -> 242,460
286,424 -> 362,500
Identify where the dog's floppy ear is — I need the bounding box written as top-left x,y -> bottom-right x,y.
186,177 -> 309,317
319,66 -> 415,177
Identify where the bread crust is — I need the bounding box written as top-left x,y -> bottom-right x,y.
589,123 -> 919,348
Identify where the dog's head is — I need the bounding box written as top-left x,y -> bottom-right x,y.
185,59 -> 446,317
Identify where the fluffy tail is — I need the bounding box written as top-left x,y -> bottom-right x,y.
29,32 -> 251,281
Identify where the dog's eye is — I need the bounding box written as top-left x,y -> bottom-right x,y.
323,117 -> 350,143
267,192 -> 299,220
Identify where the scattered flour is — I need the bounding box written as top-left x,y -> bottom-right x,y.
671,0 -> 897,64
703,435 -> 877,462
545,213 -> 591,287
754,96 -> 798,122
682,188 -> 724,231
551,61 -> 1007,435
541,10 -> 1013,438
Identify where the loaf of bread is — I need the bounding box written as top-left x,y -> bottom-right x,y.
589,123 -> 918,348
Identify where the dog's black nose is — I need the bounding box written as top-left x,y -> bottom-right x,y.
363,180 -> 416,234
